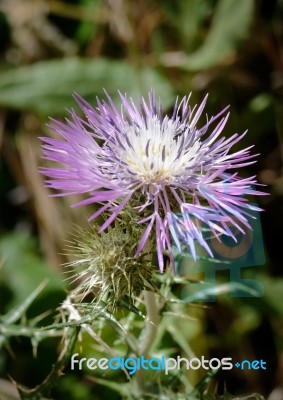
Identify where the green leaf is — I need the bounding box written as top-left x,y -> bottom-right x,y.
16,326 -> 78,400
0,58 -> 174,115
87,376 -> 130,397
117,297 -> 146,319
1,280 -> 48,324
189,369 -> 218,397
46,302 -> 126,335
166,321 -> 195,356
163,0 -> 208,48
0,233 -> 65,308
183,0 -> 255,70
182,281 -> 261,303
260,276 -> 283,317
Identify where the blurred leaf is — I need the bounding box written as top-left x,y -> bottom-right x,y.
75,0 -> 101,45
1,280 -> 48,324
249,93 -> 273,113
182,282 -> 261,302
189,369 -> 218,397
232,305 -> 261,334
260,276 -> 283,316
0,233 -> 64,307
0,58 -> 174,115
87,376 -> 130,397
163,0 -> 208,48
166,319 -> 195,356
55,375 -> 96,400
183,0 -> 255,70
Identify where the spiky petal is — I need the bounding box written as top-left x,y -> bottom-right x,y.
40,91 -> 265,272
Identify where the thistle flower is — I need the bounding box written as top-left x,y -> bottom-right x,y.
41,91 -> 265,272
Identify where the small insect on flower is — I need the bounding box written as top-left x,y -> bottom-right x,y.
40,91 -> 265,272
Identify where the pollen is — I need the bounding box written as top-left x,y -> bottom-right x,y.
119,116 -> 201,186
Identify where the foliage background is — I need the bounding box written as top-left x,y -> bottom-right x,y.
0,0 -> 282,399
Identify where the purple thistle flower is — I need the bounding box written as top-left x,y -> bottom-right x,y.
40,91 -> 265,272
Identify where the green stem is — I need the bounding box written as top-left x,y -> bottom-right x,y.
139,291 -> 160,357
17,326 -> 79,400
134,290 -> 160,394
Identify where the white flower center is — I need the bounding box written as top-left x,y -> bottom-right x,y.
119,116 -> 202,186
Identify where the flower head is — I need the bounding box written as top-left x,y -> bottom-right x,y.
41,91 -> 265,272
65,219 -> 157,309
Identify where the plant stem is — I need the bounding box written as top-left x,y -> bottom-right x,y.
139,291 -> 160,356
17,326 -> 79,399
134,290 -> 160,394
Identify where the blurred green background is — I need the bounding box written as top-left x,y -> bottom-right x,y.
0,0 -> 282,399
